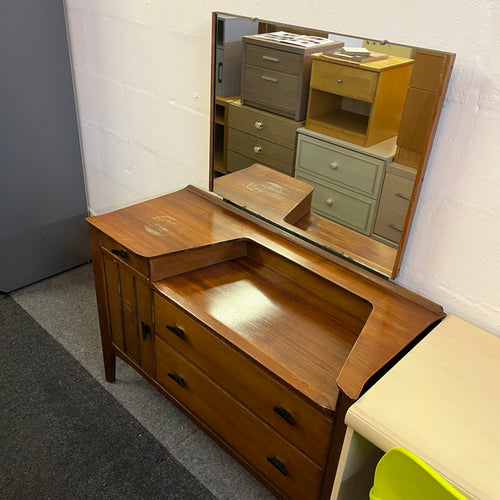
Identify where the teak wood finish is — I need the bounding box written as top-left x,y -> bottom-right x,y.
88,186 -> 444,500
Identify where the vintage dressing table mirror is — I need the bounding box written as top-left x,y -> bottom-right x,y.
86,11 -> 454,500
210,12 -> 455,279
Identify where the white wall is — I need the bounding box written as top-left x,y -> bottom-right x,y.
64,0 -> 500,337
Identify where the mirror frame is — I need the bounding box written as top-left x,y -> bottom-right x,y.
208,12 -> 455,279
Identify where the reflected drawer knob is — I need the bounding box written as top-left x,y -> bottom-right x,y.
254,120 -> 263,130
253,145 -> 262,154
326,198 -> 333,206
330,162 -> 338,170
337,78 -> 343,83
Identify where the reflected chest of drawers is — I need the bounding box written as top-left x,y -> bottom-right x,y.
294,128 -> 396,235
227,101 -> 304,176
372,162 -> 416,247
241,34 -> 343,121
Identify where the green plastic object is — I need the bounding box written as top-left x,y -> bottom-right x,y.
369,447 -> 469,500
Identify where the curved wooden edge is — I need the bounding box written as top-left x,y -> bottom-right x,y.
337,312 -> 445,400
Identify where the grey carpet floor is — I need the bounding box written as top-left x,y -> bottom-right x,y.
10,263 -> 274,500
0,294 -> 214,500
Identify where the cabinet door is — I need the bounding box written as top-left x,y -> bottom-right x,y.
102,254 -> 155,377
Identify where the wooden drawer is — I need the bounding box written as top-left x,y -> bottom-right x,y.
296,134 -> 385,198
245,43 -> 302,75
296,173 -> 377,235
310,60 -> 378,102
228,103 -> 302,149
98,232 -> 149,278
242,64 -> 299,117
156,338 -> 323,500
154,294 -> 333,466
373,204 -> 406,244
228,128 -> 296,175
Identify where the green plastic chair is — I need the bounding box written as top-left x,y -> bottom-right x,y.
369,447 -> 468,500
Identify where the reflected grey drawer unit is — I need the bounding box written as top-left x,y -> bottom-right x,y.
240,34 -> 342,121
295,129 -> 395,235
373,162 -> 416,246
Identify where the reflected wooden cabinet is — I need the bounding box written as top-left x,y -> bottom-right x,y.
305,54 -> 414,148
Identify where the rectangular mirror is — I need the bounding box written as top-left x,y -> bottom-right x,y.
209,12 -> 455,279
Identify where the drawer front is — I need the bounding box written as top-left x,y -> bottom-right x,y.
374,204 -> 406,243
227,150 -> 260,174
296,135 -> 385,198
229,103 -> 301,149
99,232 -> 149,278
154,294 -> 333,466
243,65 -> 299,116
156,338 -> 323,500
227,150 -> 294,176
379,172 -> 415,212
245,43 -> 303,75
228,128 -> 296,175
296,173 -> 377,234
310,59 -> 378,102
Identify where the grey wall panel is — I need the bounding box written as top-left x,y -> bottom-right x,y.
0,0 -> 90,291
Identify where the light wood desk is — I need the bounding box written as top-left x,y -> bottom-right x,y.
332,315 -> 500,500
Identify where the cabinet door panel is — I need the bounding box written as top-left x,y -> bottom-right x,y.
103,255 -> 125,351
102,254 -> 154,375
120,268 -> 140,362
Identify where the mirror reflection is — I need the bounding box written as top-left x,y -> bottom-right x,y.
210,13 -> 455,278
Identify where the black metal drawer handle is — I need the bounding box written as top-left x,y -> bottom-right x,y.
267,456 -> 287,476
111,249 -> 128,259
141,321 -> 150,341
166,325 -> 185,339
167,373 -> 185,387
273,406 -> 295,426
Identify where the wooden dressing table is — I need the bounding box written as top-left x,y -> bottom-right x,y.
87,186 -> 444,499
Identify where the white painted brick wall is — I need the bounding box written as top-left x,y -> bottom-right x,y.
64,0 -> 500,336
